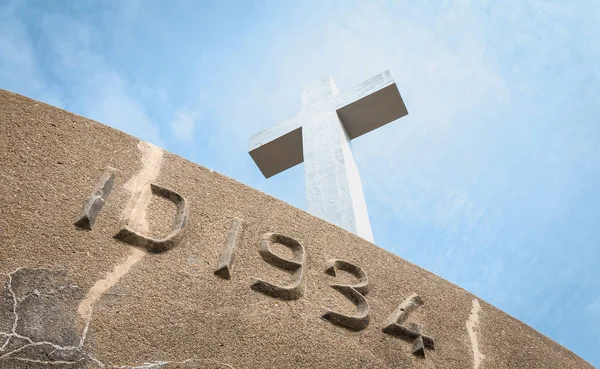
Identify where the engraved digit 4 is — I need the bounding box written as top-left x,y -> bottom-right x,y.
250,233 -> 305,300
383,293 -> 435,358
322,259 -> 370,331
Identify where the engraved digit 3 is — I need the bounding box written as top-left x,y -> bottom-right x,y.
383,293 -> 435,358
322,259 -> 370,331
250,233 -> 305,300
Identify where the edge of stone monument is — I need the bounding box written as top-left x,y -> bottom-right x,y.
0,88 -> 593,368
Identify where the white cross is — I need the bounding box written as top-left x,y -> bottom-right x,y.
249,71 -> 408,243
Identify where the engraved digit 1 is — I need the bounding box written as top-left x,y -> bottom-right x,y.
114,183 -> 188,253
74,167 -> 119,230
250,233 -> 305,300
383,293 -> 435,358
322,259 -> 370,331
214,218 -> 244,279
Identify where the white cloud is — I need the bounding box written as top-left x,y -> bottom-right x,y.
84,71 -> 164,146
215,0 -> 510,231
169,111 -> 196,142
0,3 -> 190,149
0,0 -> 63,107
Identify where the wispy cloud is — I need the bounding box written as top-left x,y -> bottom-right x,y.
169,111 -> 196,142
0,0 -> 62,107
0,0 -> 177,147
211,0 -> 511,238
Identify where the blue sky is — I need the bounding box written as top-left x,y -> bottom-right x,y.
1,0 -> 599,365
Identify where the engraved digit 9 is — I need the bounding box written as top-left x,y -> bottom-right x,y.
250,233 -> 305,300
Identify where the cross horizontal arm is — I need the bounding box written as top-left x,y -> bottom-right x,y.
249,117 -> 303,178
335,70 -> 408,140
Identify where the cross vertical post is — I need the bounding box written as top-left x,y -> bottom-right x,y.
249,71 -> 408,243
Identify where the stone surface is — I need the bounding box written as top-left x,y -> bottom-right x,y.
0,268 -> 87,368
0,89 -> 593,368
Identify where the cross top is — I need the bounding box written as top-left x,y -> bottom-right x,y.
249,71 -> 408,242
300,75 -> 340,109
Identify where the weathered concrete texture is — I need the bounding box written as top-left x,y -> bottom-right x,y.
0,89 -> 592,368
0,268 -> 88,368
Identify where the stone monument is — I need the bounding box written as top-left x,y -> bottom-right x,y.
0,89 -> 593,368
249,71 -> 407,243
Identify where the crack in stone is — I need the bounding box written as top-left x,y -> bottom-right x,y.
76,140 -> 163,364
0,341 -> 80,360
17,289 -> 41,303
79,307 -> 94,348
1,270 -> 18,351
0,143 -> 232,368
78,248 -> 147,328
0,268 -> 88,367
14,356 -> 86,365
87,352 -> 106,368
1,267 -> 237,368
466,299 -> 485,369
